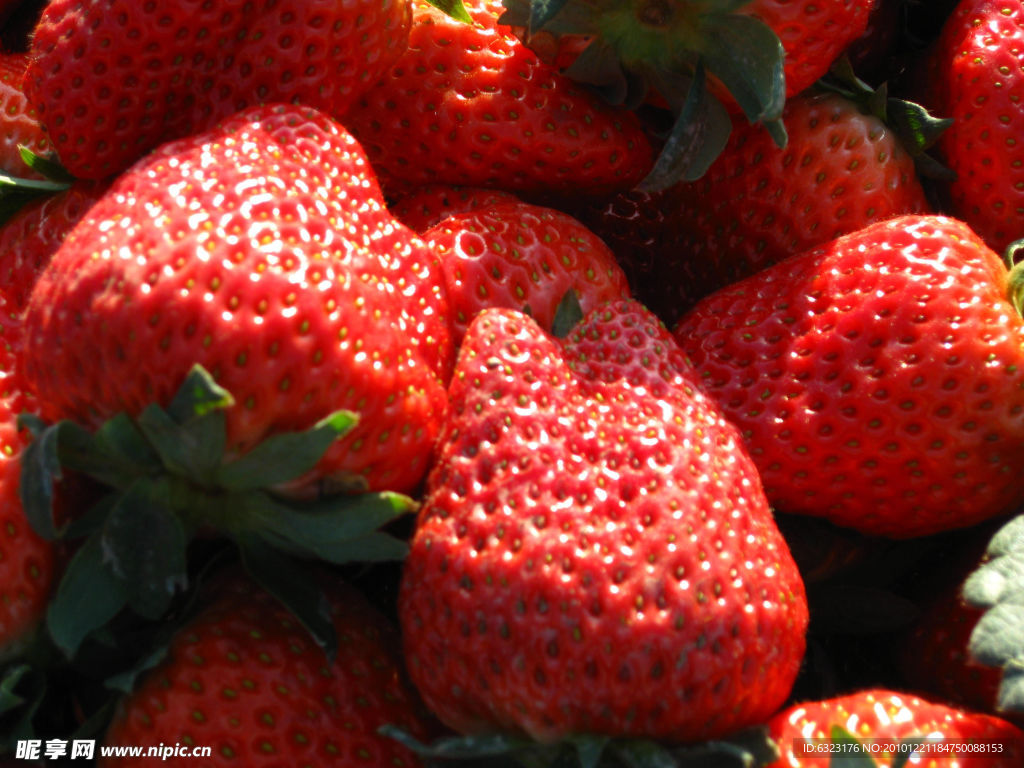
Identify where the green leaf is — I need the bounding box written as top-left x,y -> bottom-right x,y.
562,38 -> 636,108
18,422 -> 65,541
239,535 -> 338,658
18,146 -> 75,184
378,726 -> 538,759
0,665 -> 29,716
551,290 -> 584,339
247,491 -> 414,563
0,170 -> 71,195
569,735 -> 610,768
697,13 -> 785,126
92,412 -> 162,477
425,0 -> 473,22
136,403 -> 213,480
827,726 -> 876,768
216,410 -> 359,492
100,482 -> 188,620
525,0 -> 571,33
639,64 -> 733,191
47,532 -> 129,657
613,740 -> 678,768
166,364 -> 234,424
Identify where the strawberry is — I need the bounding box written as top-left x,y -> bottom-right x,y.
423,201 -> 631,342
343,0 -> 654,198
498,0 -> 875,186
100,573 -> 434,767
21,102 -> 451,497
400,300 -> 808,745
0,182 -> 106,311
389,185 -> 520,233
928,0 -> 1024,252
0,52 -> 48,178
673,214 -> 1024,538
570,87 -> 934,326
766,689 -> 1024,767
24,0 -> 413,180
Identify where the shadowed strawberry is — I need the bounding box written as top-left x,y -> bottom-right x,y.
399,300 -> 807,754
674,215 -> 1024,538
766,689 -> 1024,767
100,573 -> 435,767
344,0 -> 654,199
0,53 -> 48,179
24,0 -> 413,180
389,185 -> 521,233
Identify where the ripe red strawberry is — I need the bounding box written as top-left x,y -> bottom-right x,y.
21,103 -> 452,496
344,0 -> 653,198
424,201 -> 631,342
767,689 -> 1024,767
0,52 -> 48,178
0,182 -> 106,311
928,0 -> 1024,252
400,300 -> 808,744
673,215 -> 1024,538
24,0 -> 413,180
389,185 -> 520,233
570,88 -> 932,326
100,574 -> 434,767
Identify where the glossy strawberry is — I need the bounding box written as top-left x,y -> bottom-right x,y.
100,574 -> 433,767
21,103 -> 452,496
400,300 -> 808,744
344,0 -> 653,198
929,0 -> 1024,252
767,689 -> 1024,767
673,215 -> 1024,538
571,89 -> 932,326
24,0 -> 412,180
424,201 -> 631,342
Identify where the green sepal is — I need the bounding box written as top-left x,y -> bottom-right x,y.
216,409 -> 358,492
962,513 -> 1024,714
379,726 -> 541,761
525,0 -> 572,33
137,403 -> 224,484
0,664 -> 46,748
827,726 -> 877,768
239,534 -> 338,658
100,481 -> 189,620
18,146 -> 75,185
47,532 -> 129,657
167,364 -> 235,423
611,740 -> 677,768
425,0 -> 473,22
17,420 -> 66,541
247,491 -> 414,563
639,63 -> 732,191
0,664 -> 30,717
696,14 -> 785,128
551,290 -> 585,339
563,38 -> 647,110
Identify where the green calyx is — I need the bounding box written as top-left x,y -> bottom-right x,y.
19,365 -> 416,660
0,146 -> 74,226
500,0 -> 786,189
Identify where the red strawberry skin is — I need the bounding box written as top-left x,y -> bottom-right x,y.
424,201 -> 631,342
100,575 -> 433,767
389,185 -> 520,234
400,301 -> 808,744
345,0 -> 653,198
767,689 -> 1024,767
25,0 -> 412,180
930,0 -> 1024,252
673,215 -> 1024,538
21,103 -> 452,495
0,52 -> 48,177
570,90 -> 930,327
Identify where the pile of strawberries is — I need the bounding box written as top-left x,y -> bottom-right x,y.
2,0 -> 1024,765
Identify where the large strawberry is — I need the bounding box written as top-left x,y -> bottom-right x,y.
424,201 -> 631,342
673,215 -> 1024,538
400,300 -> 808,746
24,0 -> 412,180
344,0 -> 653,198
569,85 -> 935,326
22,102 -> 451,497
766,689 -> 1024,767
928,0 -> 1024,252
100,573 -> 434,767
